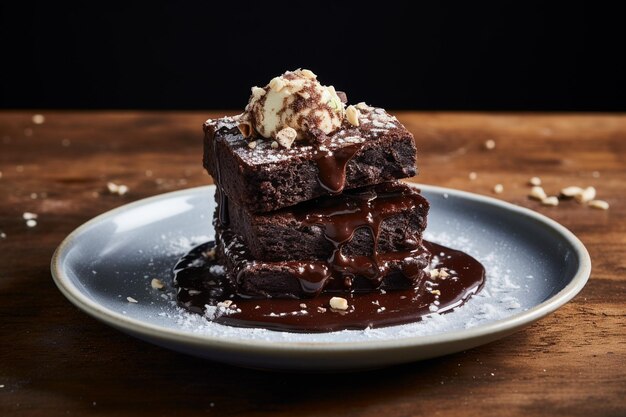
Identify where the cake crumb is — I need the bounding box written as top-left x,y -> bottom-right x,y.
529,177 -> 541,186
541,196 -> 559,206
484,139 -> 496,150
127,296 -> 138,303
248,140 -> 257,149
151,278 -> 165,289
330,297 -> 349,311
588,199 -> 609,210
32,114 -> 45,124
469,172 -> 477,181
493,184 -> 504,194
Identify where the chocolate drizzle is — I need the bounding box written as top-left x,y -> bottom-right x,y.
294,182 -> 430,291
313,143 -> 361,194
174,240 -> 486,333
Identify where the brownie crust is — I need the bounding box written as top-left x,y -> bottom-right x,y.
224,182 -> 429,262
203,106 -> 417,213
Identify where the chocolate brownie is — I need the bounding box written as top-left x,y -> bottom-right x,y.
223,182 -> 429,262
203,104 -> 417,213
216,226 -> 431,299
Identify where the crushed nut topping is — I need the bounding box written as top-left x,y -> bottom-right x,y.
329,296 -> 349,311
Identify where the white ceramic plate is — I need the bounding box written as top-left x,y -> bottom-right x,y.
51,185 -> 590,371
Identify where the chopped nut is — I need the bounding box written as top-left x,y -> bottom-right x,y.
329,296 -> 349,311
429,269 -> 439,278
529,177 -> 542,186
529,186 -> 548,201
299,69 -> 317,79
439,269 -> 450,278
299,303 -> 307,309
317,306 -> 327,313
588,199 -> 609,210
126,296 -> 138,303
151,278 -> 165,290
247,140 -> 257,149
238,122 -> 254,138
493,184 -> 504,194
32,114 -> 45,124
560,186 -> 584,198
575,186 -> 596,204
251,86 -> 266,100
469,172 -> 477,181
431,289 -> 441,296
541,196 -> 559,206
22,212 -> 38,220
218,300 -> 233,308
484,139 -> 496,150
107,182 -> 128,195
26,219 -> 37,228
269,76 -> 286,92
346,105 -> 360,127
275,127 -> 297,149
270,141 -> 279,149
355,102 -> 369,110
107,182 -> 119,193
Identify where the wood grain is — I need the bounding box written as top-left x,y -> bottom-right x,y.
0,111 -> 624,417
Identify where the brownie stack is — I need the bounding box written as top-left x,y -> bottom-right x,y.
203,103 -> 431,300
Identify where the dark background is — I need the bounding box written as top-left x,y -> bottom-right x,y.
1,2 -> 625,111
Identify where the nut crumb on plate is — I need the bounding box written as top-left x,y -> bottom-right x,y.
588,199 -> 609,210
529,186 -> 547,201
541,196 -> 559,206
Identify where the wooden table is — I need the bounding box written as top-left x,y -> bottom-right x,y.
1,112 -> 624,416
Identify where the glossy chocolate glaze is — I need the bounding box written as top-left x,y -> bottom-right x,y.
174,240 -> 485,332
219,182 -> 430,298
295,182 -> 429,288
314,143 -> 361,194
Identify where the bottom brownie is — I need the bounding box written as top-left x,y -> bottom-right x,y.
216,226 -> 432,299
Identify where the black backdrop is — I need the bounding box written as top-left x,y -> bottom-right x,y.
1,2 -> 624,111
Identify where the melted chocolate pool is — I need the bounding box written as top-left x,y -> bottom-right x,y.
174,240 -> 485,333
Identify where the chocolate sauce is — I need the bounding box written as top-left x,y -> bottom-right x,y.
174,240 -> 485,333
294,182 -> 429,290
314,143 -> 361,194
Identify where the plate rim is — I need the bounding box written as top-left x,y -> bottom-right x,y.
51,184 -> 591,353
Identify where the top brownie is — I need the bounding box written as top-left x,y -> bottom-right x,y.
203,104 -> 417,213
